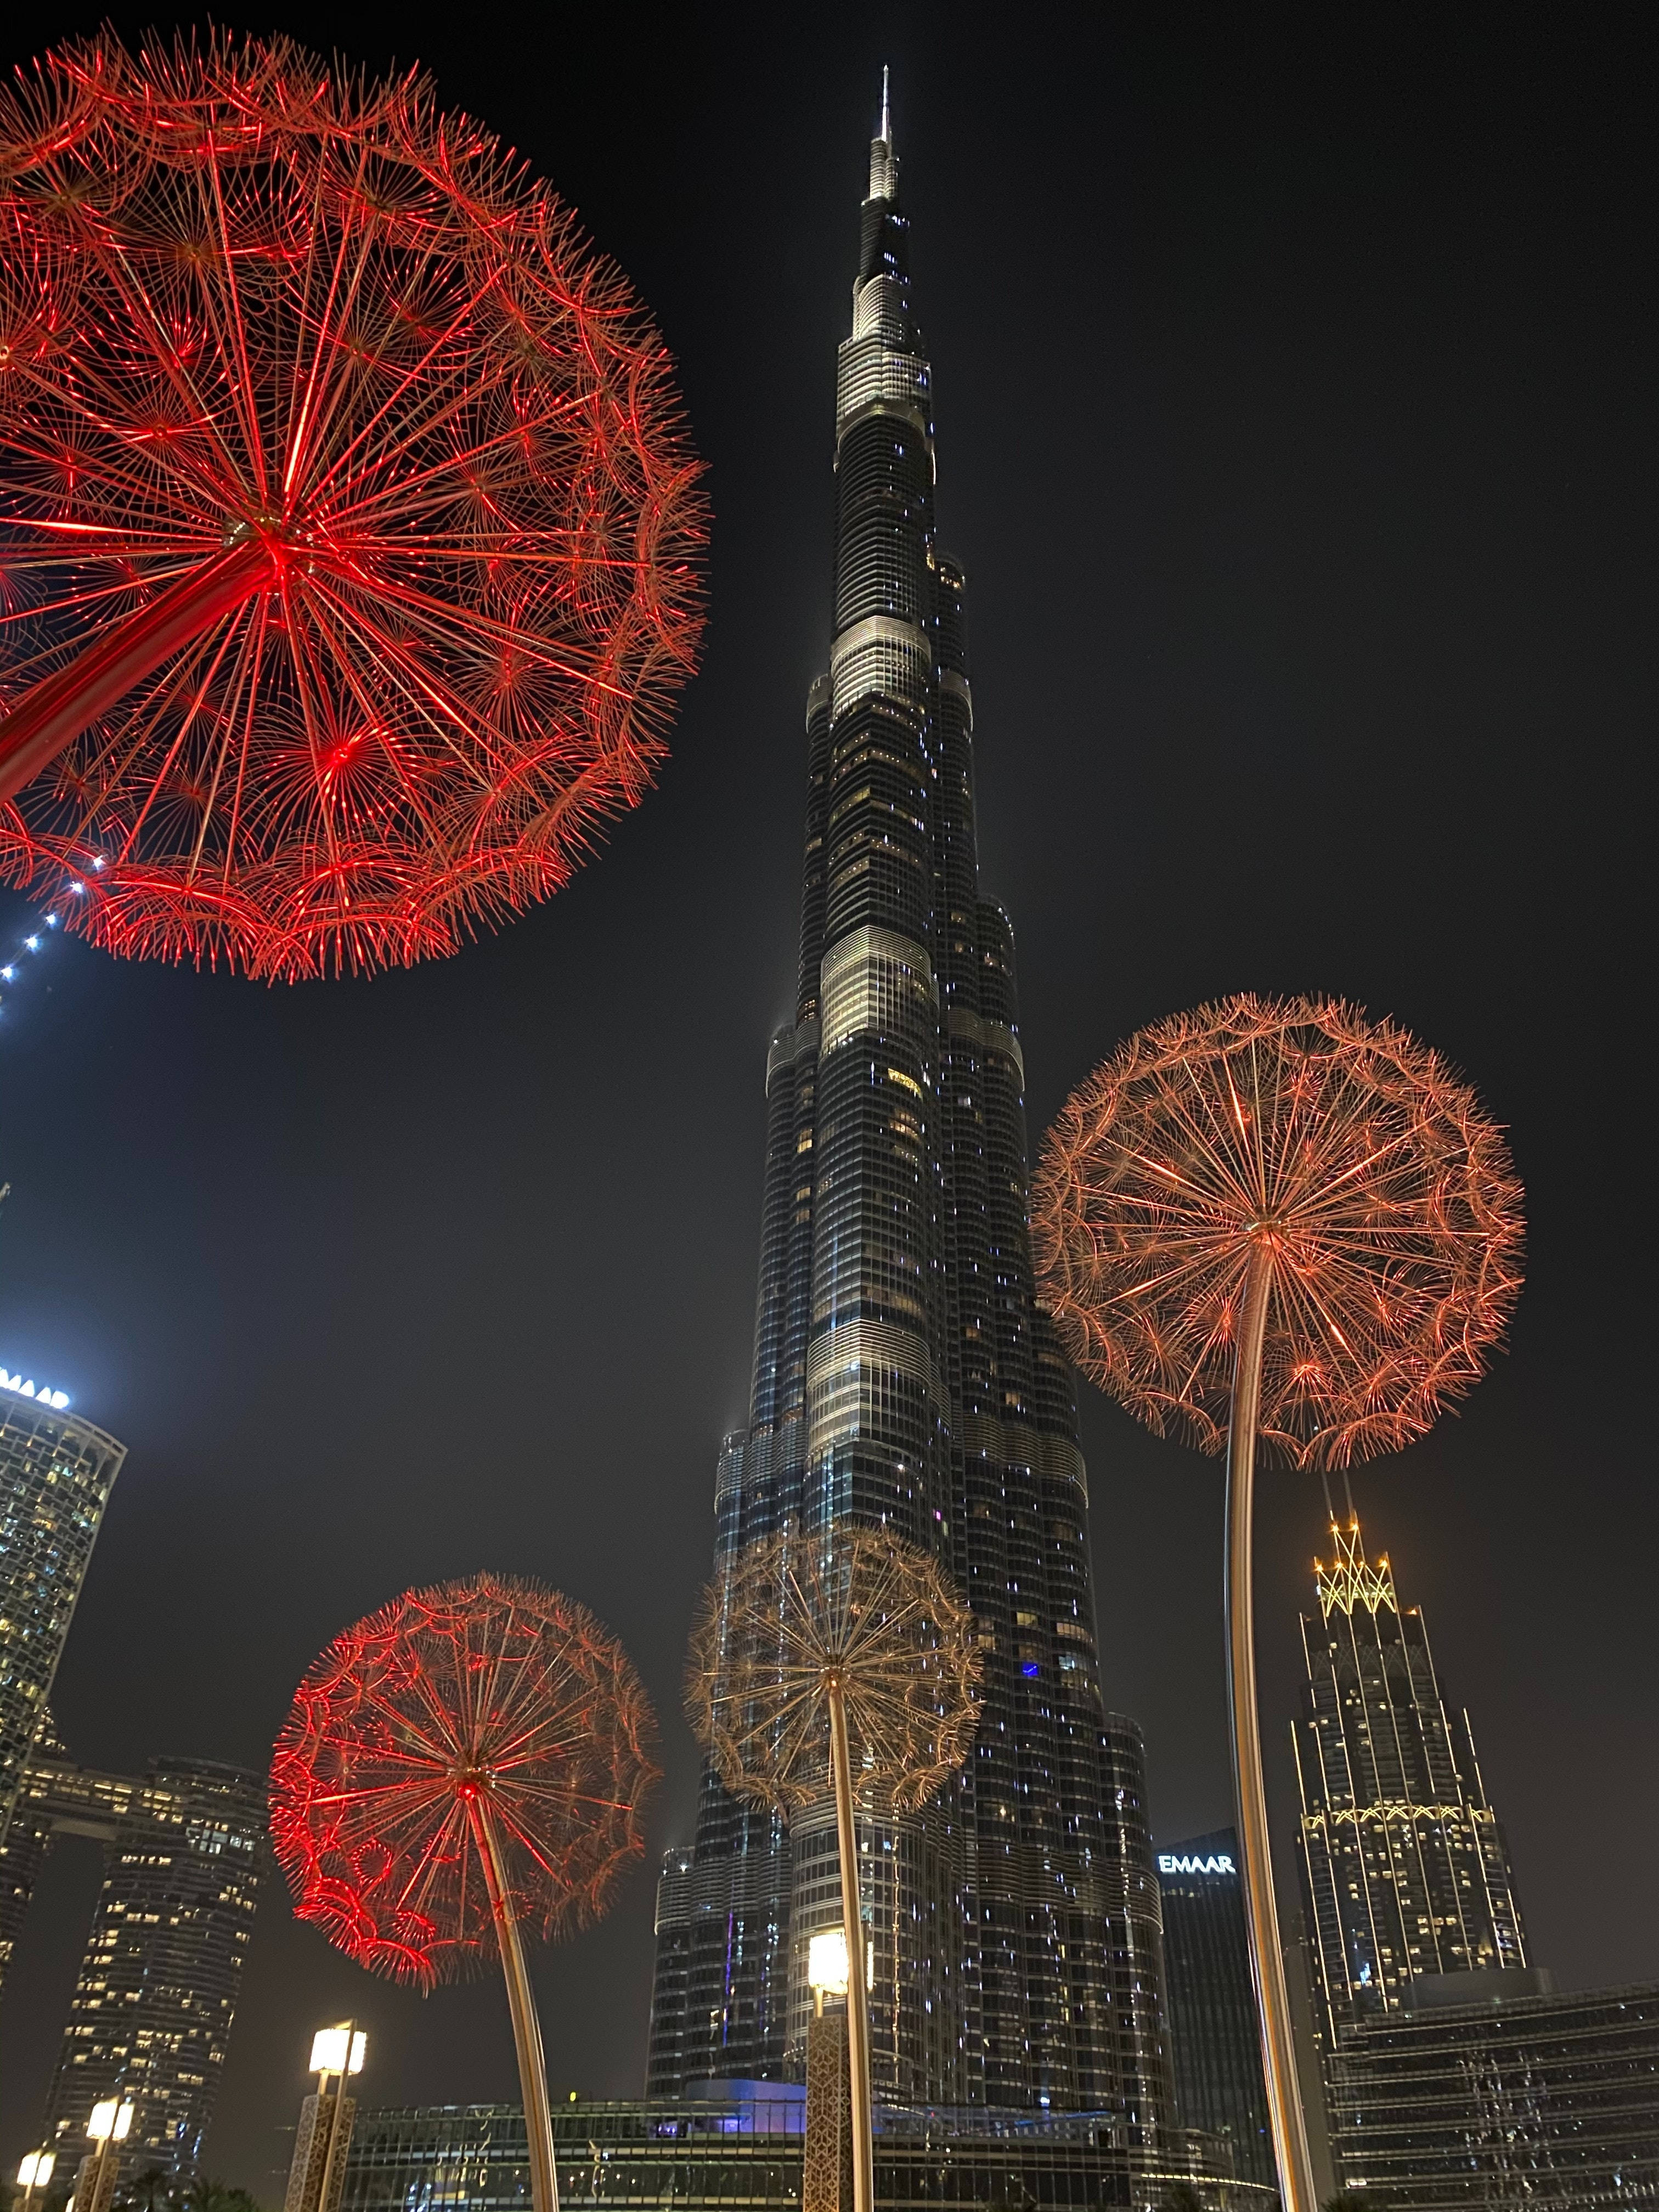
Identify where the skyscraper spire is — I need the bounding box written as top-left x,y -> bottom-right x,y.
868,68 -> 899,202
646,91 -> 1170,2136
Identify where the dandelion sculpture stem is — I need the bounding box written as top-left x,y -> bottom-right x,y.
0,31 -> 705,977
470,1788 -> 560,2212
1032,996 -> 1524,2212
686,1526 -> 981,2212
270,1574 -> 659,2212
826,1673 -> 871,2212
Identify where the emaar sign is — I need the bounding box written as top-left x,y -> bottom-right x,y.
1158,1852 -> 1235,1876
1,1369 -> 70,1410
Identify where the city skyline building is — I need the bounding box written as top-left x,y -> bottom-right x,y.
42,1754 -> 267,2175
1293,1512 -> 1530,2045
1155,1832 -> 1272,2188
0,1375 -> 126,1988
646,84 -> 1170,2130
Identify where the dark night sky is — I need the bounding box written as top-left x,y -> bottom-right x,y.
0,3 -> 1652,2194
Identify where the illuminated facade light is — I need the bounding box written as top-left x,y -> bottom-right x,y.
1,1370 -> 72,1408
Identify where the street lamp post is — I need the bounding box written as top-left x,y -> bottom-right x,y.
804,1929 -> 871,2212
72,2101 -> 132,2212
283,2024 -> 367,2212
16,2152 -> 55,2212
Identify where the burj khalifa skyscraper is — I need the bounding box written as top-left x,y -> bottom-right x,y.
647,82 -> 1170,2134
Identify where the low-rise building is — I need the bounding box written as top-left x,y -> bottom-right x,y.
1329,1977 -> 1659,2209
339,2095 -> 1272,2212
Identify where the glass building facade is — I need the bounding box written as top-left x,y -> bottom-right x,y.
645,90 -> 1170,2133
1155,1832 -> 1272,2188
40,1754 -> 267,2174
340,2100 -> 1137,2212
0,1381 -> 126,1984
1293,1514 -> 1530,2044
1328,1981 -> 1659,2209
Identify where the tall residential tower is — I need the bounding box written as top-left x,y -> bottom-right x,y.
647,87 -> 1170,2132
42,1756 -> 267,2174
0,1373 -> 125,1987
1293,1514 -> 1530,2043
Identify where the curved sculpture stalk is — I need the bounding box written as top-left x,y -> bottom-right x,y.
1226,1245 -> 1315,2212
828,1681 -> 874,2212
474,1798 -> 561,2212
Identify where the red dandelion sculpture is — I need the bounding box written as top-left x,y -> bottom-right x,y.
270,1574 -> 659,2212
0,31 -> 704,978
1031,995 -> 1523,2212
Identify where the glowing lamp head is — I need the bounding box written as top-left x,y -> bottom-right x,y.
807,1927 -> 872,1996
87,2102 -> 132,2143
808,1927 -> 849,1994
309,2025 -> 368,2075
18,2153 -> 55,2188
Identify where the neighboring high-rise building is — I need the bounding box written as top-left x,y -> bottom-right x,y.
1328,1978 -> 1659,2208
43,1757 -> 267,2174
1155,1832 -> 1272,2188
645,84 -> 1170,2133
1293,1513 -> 1529,2044
0,1371 -> 126,1982
646,1847 -> 696,2095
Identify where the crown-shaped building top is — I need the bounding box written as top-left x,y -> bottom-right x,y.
1315,1516 -> 1396,1619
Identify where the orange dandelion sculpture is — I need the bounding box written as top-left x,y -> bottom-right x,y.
686,1525 -> 981,2212
1031,994 -> 1523,2212
270,1574 -> 659,2212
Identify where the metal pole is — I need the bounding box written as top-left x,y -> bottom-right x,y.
472,1797 -> 561,2212
89,2134 -> 115,2212
0,537 -> 273,801
827,1678 -> 873,2212
314,2024 -> 355,2212
1226,1240 -> 1318,2212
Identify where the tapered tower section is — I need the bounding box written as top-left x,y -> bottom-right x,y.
647,89 -> 1170,2133
1293,1514 -> 1530,2044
